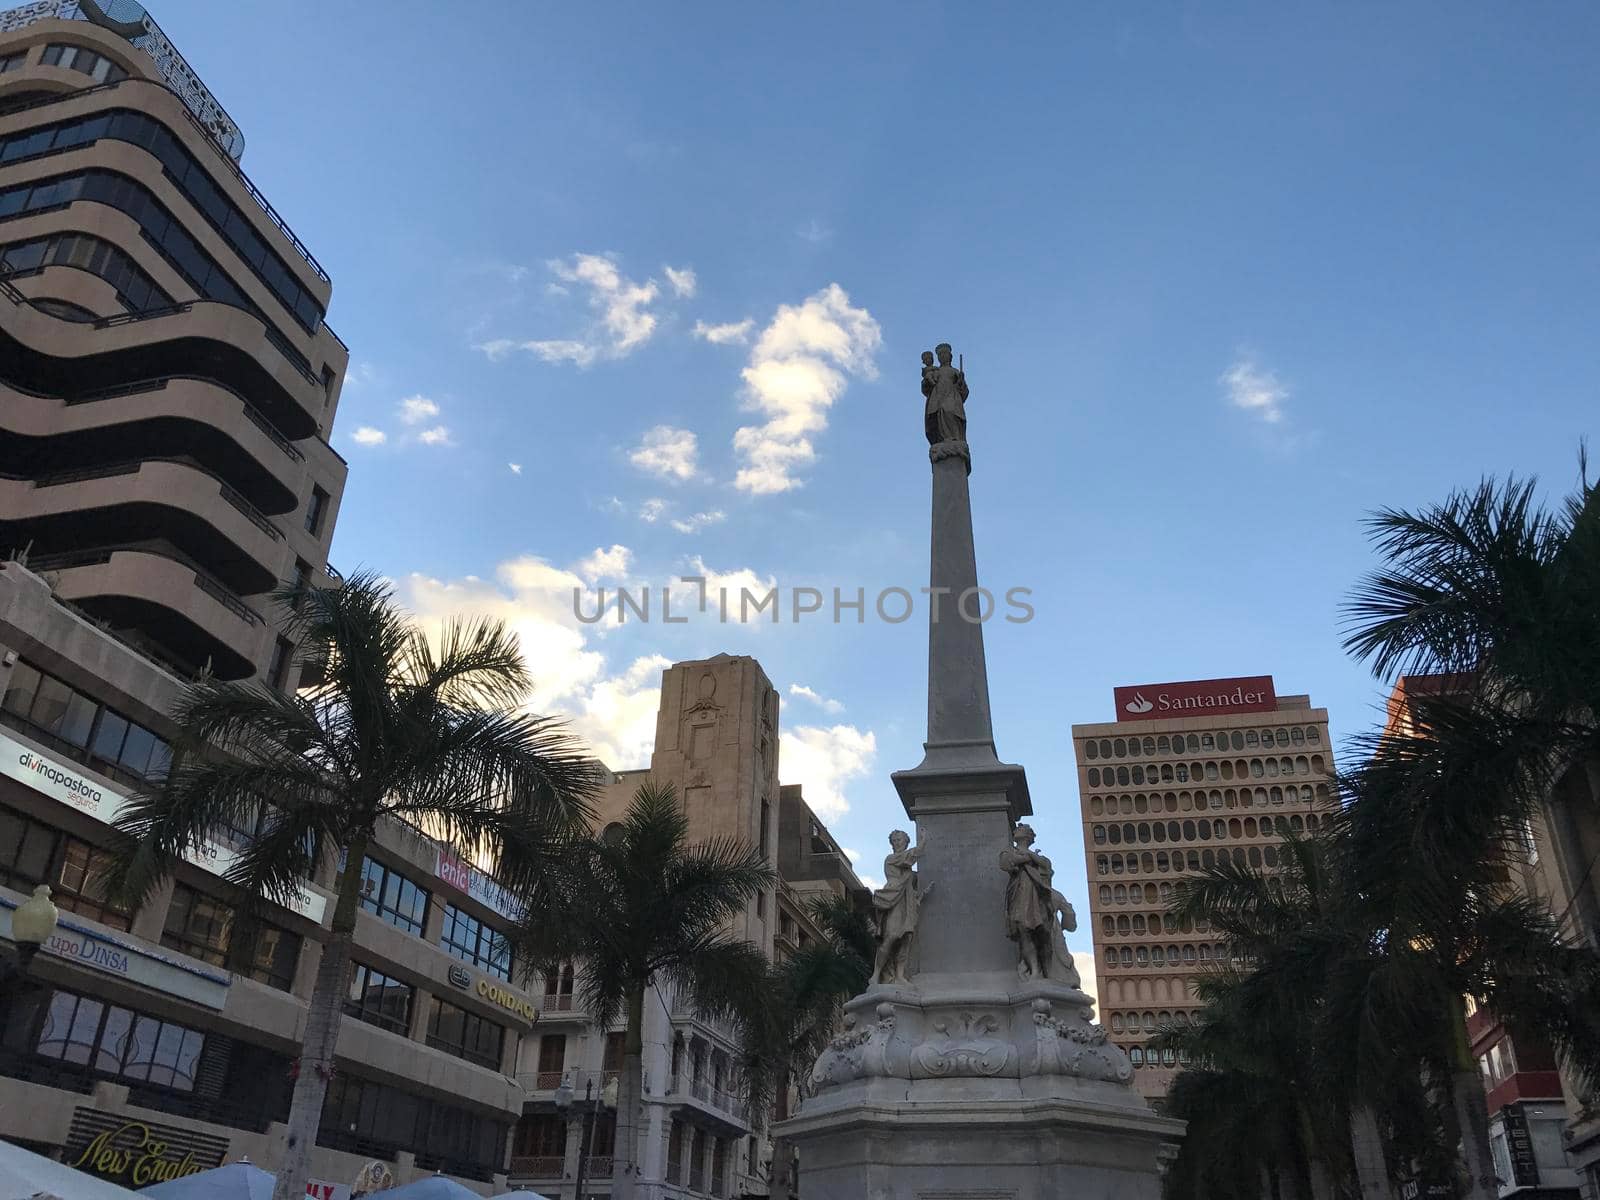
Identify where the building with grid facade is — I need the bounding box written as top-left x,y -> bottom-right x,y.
1073,675 -> 1336,1102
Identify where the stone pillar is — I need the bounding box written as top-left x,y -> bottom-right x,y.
779,346 -> 1184,1198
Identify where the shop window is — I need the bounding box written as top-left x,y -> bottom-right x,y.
424,995 -> 504,1069
343,856 -> 429,935
440,904 -> 512,980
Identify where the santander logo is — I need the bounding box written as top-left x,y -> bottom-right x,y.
1112,676 -> 1277,722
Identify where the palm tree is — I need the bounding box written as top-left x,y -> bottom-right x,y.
1162,836 -> 1390,1200
509,780 -> 773,1200
737,893 -> 874,1200
106,573 -> 599,1200
1339,463 -> 1600,1199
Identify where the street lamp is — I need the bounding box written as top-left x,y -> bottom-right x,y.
553,1073 -> 617,1200
5,885 -> 58,993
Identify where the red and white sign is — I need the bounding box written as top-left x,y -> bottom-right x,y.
1113,676 -> 1277,722
306,1180 -> 351,1200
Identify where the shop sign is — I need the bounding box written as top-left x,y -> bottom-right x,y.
1113,676 -> 1277,722
477,978 -> 536,1022
306,1180 -> 352,1200
65,1107 -> 227,1188
1501,1105 -> 1541,1187
447,963 -> 471,989
0,896 -> 229,1008
436,846 -> 522,920
0,729 -> 326,923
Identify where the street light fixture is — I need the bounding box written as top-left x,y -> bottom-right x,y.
553,1073 -> 615,1200
9,884 -> 58,972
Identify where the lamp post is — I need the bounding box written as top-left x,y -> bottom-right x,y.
4,884 -> 58,998
553,1073 -> 616,1200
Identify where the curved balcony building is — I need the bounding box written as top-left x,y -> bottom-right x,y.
0,0 -> 347,683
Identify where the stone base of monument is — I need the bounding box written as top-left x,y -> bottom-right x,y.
784,974 -> 1181,1199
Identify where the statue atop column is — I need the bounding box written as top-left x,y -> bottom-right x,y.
871,829 -> 925,984
999,823 -> 1081,986
921,342 -> 969,450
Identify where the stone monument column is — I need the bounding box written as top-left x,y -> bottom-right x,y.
779,344 -> 1183,1199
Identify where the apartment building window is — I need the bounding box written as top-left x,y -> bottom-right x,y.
0,52 -> 27,73
268,637 -> 293,691
512,1112 -> 566,1171
305,486 -> 329,536
0,231 -> 173,313
440,904 -> 512,980
423,995 -> 504,1069
535,1034 -> 565,1089
3,658 -> 171,785
39,43 -> 126,82
602,1031 -> 624,1082
13,987 -> 203,1092
344,963 -> 413,1035
160,882 -> 301,991
0,804 -> 132,929
343,855 -> 429,935
291,558 -> 312,608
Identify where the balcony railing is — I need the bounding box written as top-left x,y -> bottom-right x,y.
586,1156 -> 613,1179
532,1070 -> 564,1091
62,376 -> 304,462
542,993 -> 579,1012
507,1155 -> 563,1178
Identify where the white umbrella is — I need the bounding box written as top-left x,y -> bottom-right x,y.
364,1178 -> 483,1200
140,1161 -> 275,1199
0,1139 -> 139,1200
486,1191 -> 555,1199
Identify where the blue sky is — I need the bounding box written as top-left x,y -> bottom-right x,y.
159,2 -> 1596,983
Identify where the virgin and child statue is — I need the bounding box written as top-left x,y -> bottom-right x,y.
921,342 -> 969,446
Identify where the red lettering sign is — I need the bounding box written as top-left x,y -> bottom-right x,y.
1113,676 -> 1277,722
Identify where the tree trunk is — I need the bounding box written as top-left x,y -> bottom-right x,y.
1348,1103 -> 1393,1199
269,831 -> 367,1200
1447,1003 -> 1500,1200
612,983 -> 646,1200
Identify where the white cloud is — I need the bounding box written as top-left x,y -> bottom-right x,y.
351,426 -> 387,446
788,683 -> 843,714
417,426 -> 452,446
1221,356 -> 1289,425
401,555 -> 660,769
669,510 -> 726,534
576,544 -> 633,582
472,253 -> 667,368
527,339 -> 602,367
685,556 -> 779,624
509,463 -> 523,474
639,498 -> 667,523
692,318 -> 755,345
663,265 -> 697,298
733,284 -> 881,494
343,361 -> 380,389
399,395 -> 441,425
797,219 -> 833,245
629,425 -> 699,482
1074,952 -> 1099,1008
779,723 -> 876,822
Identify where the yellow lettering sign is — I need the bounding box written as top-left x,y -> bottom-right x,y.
476,978 -> 536,1022
73,1122 -> 208,1185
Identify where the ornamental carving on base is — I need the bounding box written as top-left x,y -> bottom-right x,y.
910,1010 -> 1015,1079
1022,998 -> 1133,1083
929,439 -> 971,469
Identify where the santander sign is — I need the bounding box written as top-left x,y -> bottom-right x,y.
1113,676 -> 1277,722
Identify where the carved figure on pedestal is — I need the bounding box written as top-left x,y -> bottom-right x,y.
871,829 -> 926,984
999,823 -> 1081,985
921,342 -> 969,447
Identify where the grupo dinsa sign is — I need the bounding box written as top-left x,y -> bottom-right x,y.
1113,676 -> 1277,722
66,1108 -> 228,1187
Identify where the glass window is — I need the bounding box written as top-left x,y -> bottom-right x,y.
161,883 -> 232,967
440,904 -> 512,980
424,995 -> 504,1069
54,836 -> 132,929
345,963 -> 414,1034
345,856 -> 429,936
